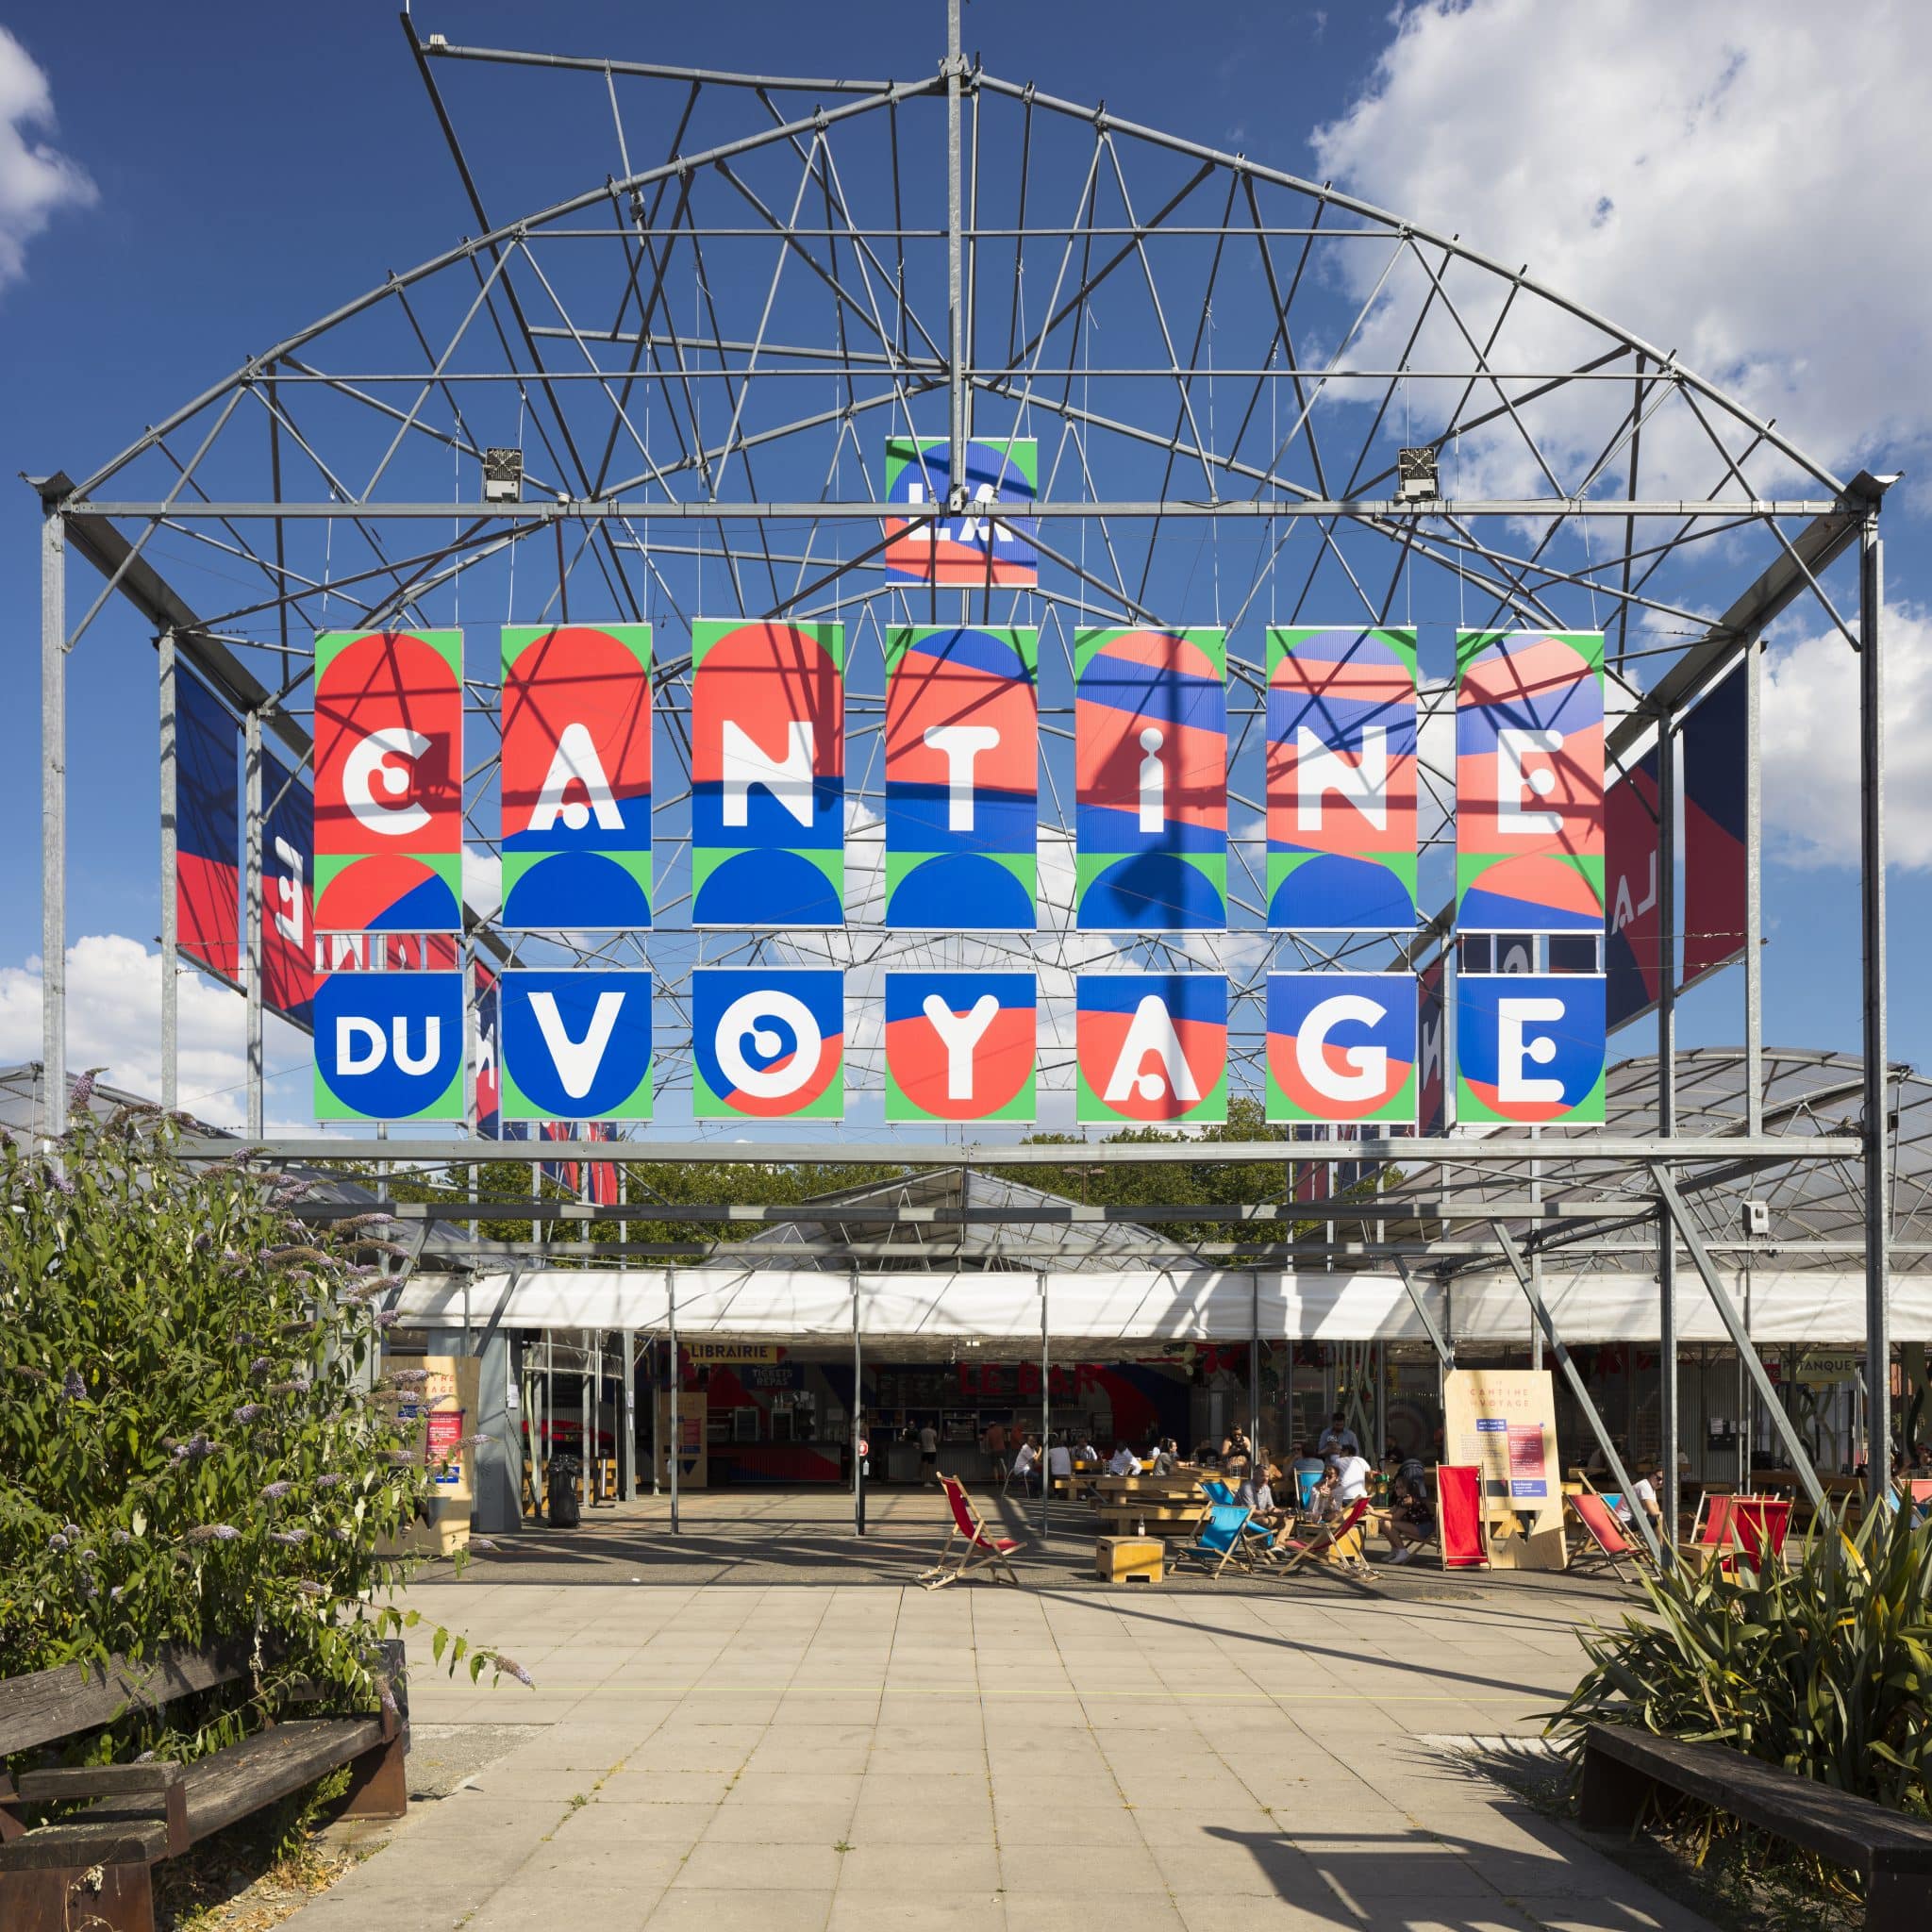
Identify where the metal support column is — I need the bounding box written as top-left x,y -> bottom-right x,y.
1745,640 -> 1764,1138
1656,713 -> 1678,1519
1859,519 -> 1890,1507
620,1327 -> 637,1502
1248,1274 -> 1261,1456
943,0 -> 968,510
852,1272 -> 866,1539
648,1335 -> 659,1496
581,1329 -> 592,1508
1038,1270 -> 1050,1541
1393,1258 -> 1454,1372
1491,1223 -> 1663,1564
243,709 -> 264,1139
666,1273 -> 680,1533
41,505 -> 66,1146
158,631 -> 179,1112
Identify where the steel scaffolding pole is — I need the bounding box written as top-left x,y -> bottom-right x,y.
40,505 -> 66,1146
944,0 -> 967,509
244,709 -> 264,1139
852,1272 -> 866,1538
1656,713 -> 1678,1528
158,630 -> 178,1113
1745,640 -> 1764,1138
1860,519 -> 1890,1508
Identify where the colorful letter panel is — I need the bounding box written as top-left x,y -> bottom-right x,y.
1455,973 -> 1606,1124
1456,630 -> 1604,931
885,973 -> 1036,1123
1266,974 -> 1416,1125
1682,663 -> 1747,989
501,624 -> 652,930
313,629 -> 464,935
1076,974 -> 1227,1125
691,622 -> 844,927
314,971 -> 465,1122
1074,628 -> 1227,930
1266,627 -> 1418,928
176,671 -> 242,983
692,969 -> 843,1121
883,438 -> 1038,586
262,755 -> 319,1030
1605,747 -> 1664,1031
499,969 -> 653,1122
884,626 -> 1037,928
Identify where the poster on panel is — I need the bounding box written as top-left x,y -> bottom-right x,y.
691,621 -> 843,927
1076,973 -> 1227,1125
1443,1367 -> 1566,1567
1265,974 -> 1417,1126
262,755 -> 319,1030
1605,746 -> 1664,1031
1455,972 -> 1605,1125
500,624 -> 652,930
1075,627 -> 1227,930
1681,662 -> 1747,990
884,972 -> 1036,1123
1265,627 -> 1418,929
1456,630 -> 1604,930
500,969 -> 653,1123
1417,956 -> 1448,1135
313,971 -> 465,1122
884,626 -> 1037,928
883,437 -> 1038,586
176,671 -> 242,983
313,629 -> 464,936
692,969 -> 843,1121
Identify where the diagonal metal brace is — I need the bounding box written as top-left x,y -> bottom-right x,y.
1393,1257 -> 1455,1370
1649,1165 -> 1829,1519
1491,1221 -> 1664,1565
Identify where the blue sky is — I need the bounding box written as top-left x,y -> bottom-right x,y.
1,1 -> 1927,1130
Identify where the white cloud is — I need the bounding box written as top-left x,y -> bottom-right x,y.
0,27 -> 93,290
1309,0 -> 1932,487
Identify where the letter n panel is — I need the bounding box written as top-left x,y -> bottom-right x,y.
1455,972 -> 1605,1124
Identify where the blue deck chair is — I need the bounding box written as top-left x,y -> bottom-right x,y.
1174,1502 -> 1257,1577
1203,1477 -> 1279,1559
1292,1464 -> 1324,1512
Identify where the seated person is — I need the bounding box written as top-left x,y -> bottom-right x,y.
1307,1463 -> 1340,1521
1610,1465 -> 1665,1531
1151,1436 -> 1179,1476
1239,1461 -> 1289,1531
1045,1434 -> 1074,1487
1008,1436 -> 1040,1495
1381,1473 -> 1436,1564
1107,1441 -> 1141,1476
1330,1447 -> 1372,1512
1194,1438 -> 1222,1468
1290,1441 -> 1325,1510
1074,1433 -> 1100,1466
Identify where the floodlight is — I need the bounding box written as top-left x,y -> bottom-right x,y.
483,448 -> 524,504
1396,446 -> 1440,501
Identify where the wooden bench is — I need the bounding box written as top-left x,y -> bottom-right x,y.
0,1639 -> 408,1932
1579,1724 -> 1932,1931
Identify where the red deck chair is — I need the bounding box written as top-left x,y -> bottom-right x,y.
1275,1497 -> 1372,1575
1687,1491 -> 1739,1552
1437,1464 -> 1491,1570
919,1474 -> 1024,1591
1727,1495 -> 1792,1571
1570,1491 -> 1643,1582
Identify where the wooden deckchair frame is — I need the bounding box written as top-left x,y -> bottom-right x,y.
919,1474 -> 1024,1590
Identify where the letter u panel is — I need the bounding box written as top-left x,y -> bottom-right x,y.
1456,630 -> 1604,932
1455,972 -> 1606,1124
885,972 -> 1037,1123
1074,628 -> 1227,931
500,624 -> 652,930
884,626 -> 1038,928
882,437 -> 1038,586
313,971 -> 466,1121
262,754 -> 318,1029
312,629 -> 465,936
1266,974 -> 1417,1125
692,969 -> 844,1121
1076,973 -> 1227,1125
499,970 -> 654,1123
1266,627 -> 1418,929
691,621 -> 844,927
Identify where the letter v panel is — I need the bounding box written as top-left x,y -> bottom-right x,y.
500,625 -> 653,930
313,971 -> 465,1121
313,629 -> 464,936
1266,973 -> 1416,1125
691,621 -> 844,927
1076,973 -> 1227,1125
1266,627 -> 1418,929
499,969 -> 653,1122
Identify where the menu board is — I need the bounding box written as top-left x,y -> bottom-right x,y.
1444,1368 -> 1564,1570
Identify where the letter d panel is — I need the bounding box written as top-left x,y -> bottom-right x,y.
314,971 -> 465,1122
1266,974 -> 1416,1125
693,969 -> 844,1121
885,972 -> 1037,1123
1076,974 -> 1227,1126
500,970 -> 653,1123
1456,973 -> 1606,1124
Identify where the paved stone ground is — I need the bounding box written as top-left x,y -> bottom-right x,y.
284,1492 -> 1710,1932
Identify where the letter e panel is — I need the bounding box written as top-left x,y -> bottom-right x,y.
1455,973 -> 1606,1125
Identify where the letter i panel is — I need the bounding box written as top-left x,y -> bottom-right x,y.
312,629 -> 465,936
883,627 -> 1038,929
499,970 -> 653,1123
1455,973 -> 1606,1124
1265,974 -> 1417,1125
690,621 -> 844,928
500,625 -> 653,930
1265,627 -> 1418,929
885,973 -> 1037,1123
692,969 -> 844,1121
314,971 -> 466,1122
1455,630 -> 1605,931
1076,973 -> 1227,1125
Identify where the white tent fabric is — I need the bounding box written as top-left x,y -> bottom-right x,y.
397,1265 -> 1922,1344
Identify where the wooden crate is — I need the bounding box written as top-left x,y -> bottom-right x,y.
1095,1535 -> 1165,1584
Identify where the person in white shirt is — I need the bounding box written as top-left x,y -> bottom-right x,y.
1008,1436 -> 1040,1495
1329,1451 -> 1371,1510
1074,1434 -> 1100,1465
1046,1436 -> 1074,1485
1317,1412 -> 1361,1460
1107,1442 -> 1141,1476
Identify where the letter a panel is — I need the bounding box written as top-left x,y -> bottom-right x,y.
1456,630 -> 1604,931
313,971 -> 465,1121
501,625 -> 653,930
1455,972 -> 1605,1124
1076,973 -> 1227,1125
1266,627 -> 1418,929
691,621 -> 844,927
1075,628 -> 1227,930
692,969 -> 844,1120
1266,973 -> 1416,1125
313,629 -> 464,936
884,627 -> 1038,928
884,972 -> 1037,1123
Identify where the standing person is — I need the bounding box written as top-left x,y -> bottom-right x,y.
918,1418 -> 939,1480
1222,1425 -> 1253,1474
1318,1410 -> 1360,1460
984,1417 -> 1008,1481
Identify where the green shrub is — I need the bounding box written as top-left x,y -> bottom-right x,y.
0,1104 -> 523,1766
1547,1505 -> 1932,1817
